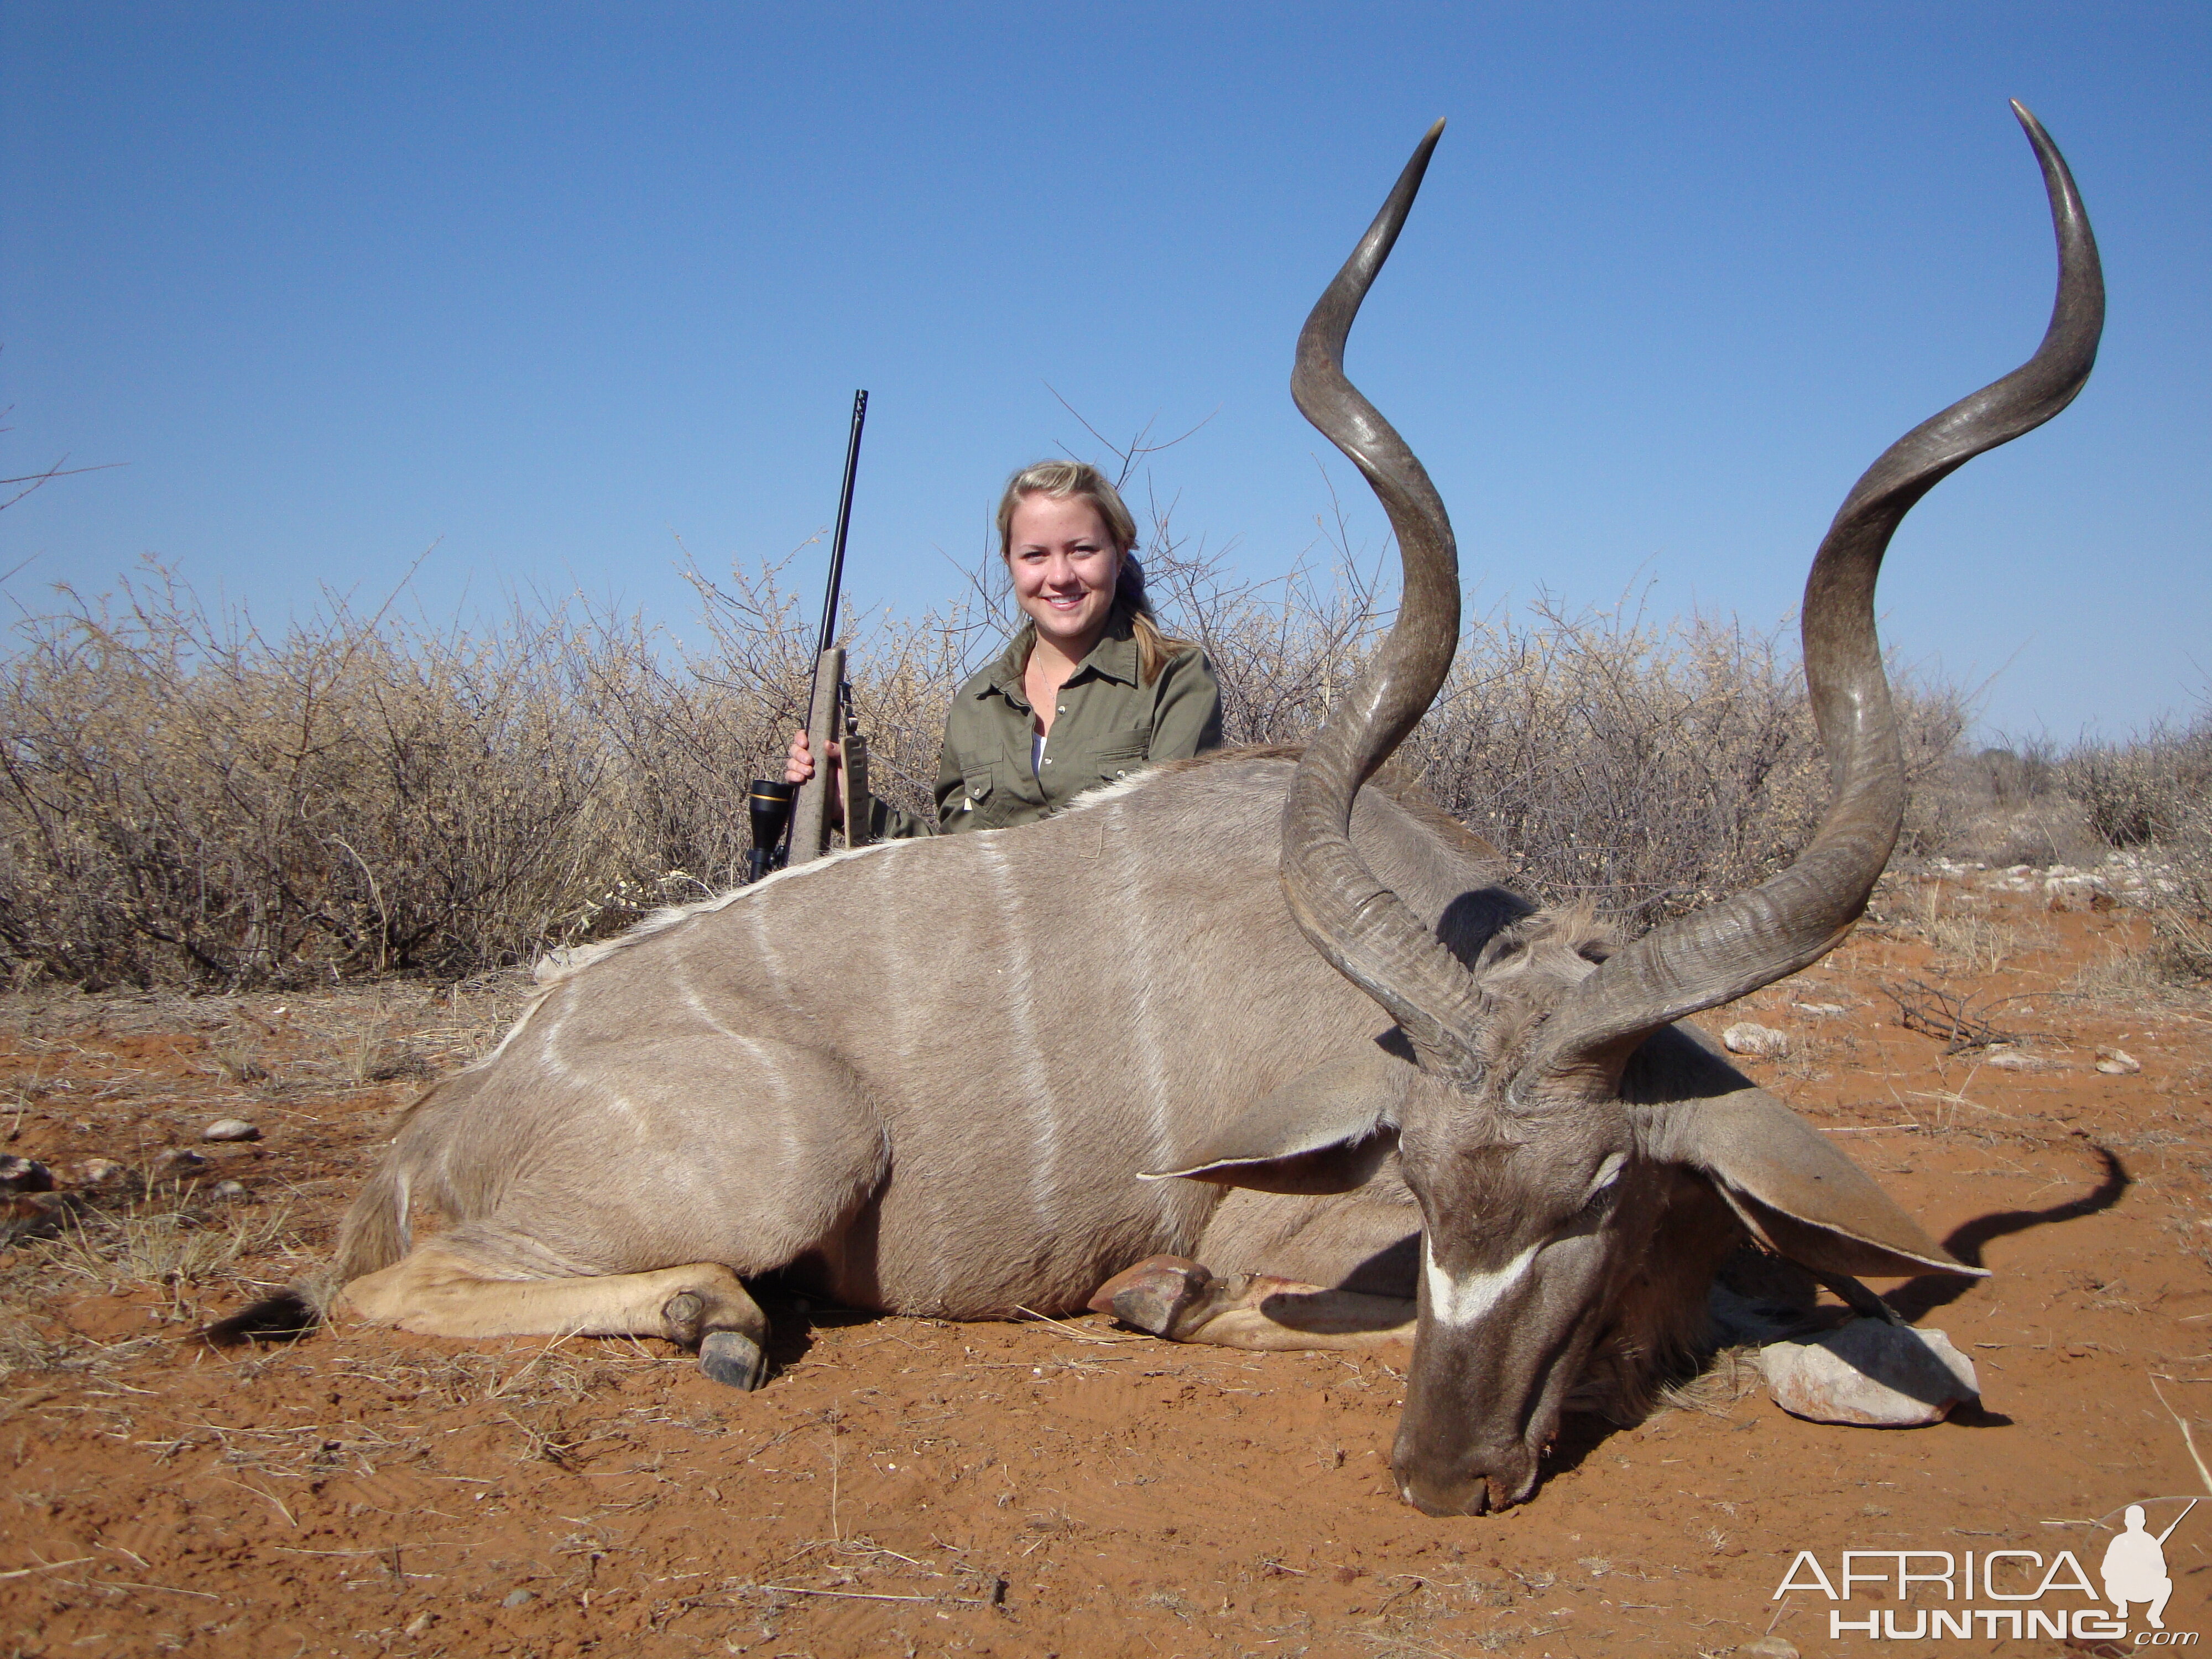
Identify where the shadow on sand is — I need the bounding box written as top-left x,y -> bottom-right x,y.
1887,1144 -> 2131,1324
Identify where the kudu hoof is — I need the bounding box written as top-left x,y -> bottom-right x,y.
1089,1255 -> 1219,1339
699,1329 -> 769,1391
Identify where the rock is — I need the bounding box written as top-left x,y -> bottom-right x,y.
201,1118 -> 262,1142
1722,1022 -> 1790,1058
2095,1048 -> 2141,1076
1791,1001 -> 1846,1017
1983,1047 -> 2041,1071
207,1180 -> 251,1203
1761,1322 -> 1979,1427
403,1612 -> 435,1636
0,1155 -> 55,1194
68,1157 -> 129,1190
502,1588 -> 536,1608
1739,1639 -> 1801,1659
150,1148 -> 207,1178
1,1191 -> 70,1241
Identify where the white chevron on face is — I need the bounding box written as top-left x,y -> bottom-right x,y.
1423,1235 -> 1538,1328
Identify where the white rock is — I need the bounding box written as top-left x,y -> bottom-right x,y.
1983,1048 -> 2042,1071
68,1156 -> 129,1188
1761,1322 -> 1979,1427
207,1179 -> 251,1203
2095,1048 -> 2141,1076
150,1148 -> 206,1177
1792,1001 -> 1846,1018
201,1118 -> 262,1142
1722,1022 -> 1791,1058
1739,1639 -> 1801,1659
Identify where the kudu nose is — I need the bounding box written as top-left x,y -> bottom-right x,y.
1392,1443 -> 1540,1517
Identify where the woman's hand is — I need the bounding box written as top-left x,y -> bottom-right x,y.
784,731 -> 847,828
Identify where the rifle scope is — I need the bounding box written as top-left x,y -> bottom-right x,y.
747,779 -> 795,882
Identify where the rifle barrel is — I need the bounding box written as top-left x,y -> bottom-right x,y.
815,390 -> 869,656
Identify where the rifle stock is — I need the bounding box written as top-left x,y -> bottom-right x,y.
789,646 -> 846,865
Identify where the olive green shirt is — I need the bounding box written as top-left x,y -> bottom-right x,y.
867,623 -> 1224,838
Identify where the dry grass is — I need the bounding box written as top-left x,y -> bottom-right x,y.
0,1180 -> 309,1384
2,501 -> 1969,988
25,1190 -> 304,1300
1892,881 -> 2032,977
0,1316 -> 160,1385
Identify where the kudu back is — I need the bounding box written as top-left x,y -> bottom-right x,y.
212,107 -> 2101,1517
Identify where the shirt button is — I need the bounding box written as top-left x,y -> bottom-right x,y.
1043,758 -> 1052,765
1057,705 -> 1066,713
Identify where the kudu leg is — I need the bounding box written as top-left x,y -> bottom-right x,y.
340,1245 -> 774,1389
1089,1256 -> 1414,1353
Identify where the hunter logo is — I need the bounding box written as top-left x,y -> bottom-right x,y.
1771,1498 -> 2199,1645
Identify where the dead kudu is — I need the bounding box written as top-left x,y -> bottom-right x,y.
211,108 -> 2101,1516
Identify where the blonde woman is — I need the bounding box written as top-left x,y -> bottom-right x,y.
786,461 -> 1223,837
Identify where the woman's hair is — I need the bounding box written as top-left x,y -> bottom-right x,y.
995,460 -> 1190,685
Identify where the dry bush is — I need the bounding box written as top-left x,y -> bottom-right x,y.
2160,841 -> 2212,980
2,504 -> 1967,987
1130,503 -> 1961,927
2060,711 -> 2212,983
1918,735 -> 2100,869
1422,603 -> 1961,923
0,559 -> 973,989
2062,718 -> 2212,848
2142,797 -> 2212,983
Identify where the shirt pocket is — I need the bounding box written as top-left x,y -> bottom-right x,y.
960,764 -> 1027,831
958,768 -> 995,818
1077,729 -> 1152,791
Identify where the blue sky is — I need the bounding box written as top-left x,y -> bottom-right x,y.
4,3 -> 2206,739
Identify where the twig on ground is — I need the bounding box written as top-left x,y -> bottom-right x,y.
0,1558 -> 93,1582
1013,1306 -> 1146,1344
1879,977 -> 2022,1055
2150,1374 -> 2212,1495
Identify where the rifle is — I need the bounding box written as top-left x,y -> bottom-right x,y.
747,390 -> 872,879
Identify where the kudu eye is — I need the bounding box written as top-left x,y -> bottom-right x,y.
1567,1152 -> 1628,1228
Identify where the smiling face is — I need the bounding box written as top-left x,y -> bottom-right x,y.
1005,492 -> 1125,660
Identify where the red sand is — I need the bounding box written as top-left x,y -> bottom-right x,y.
2,875 -> 2205,1657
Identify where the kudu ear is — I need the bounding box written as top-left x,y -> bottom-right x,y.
1632,1026 -> 1982,1280
1140,1046 -> 1410,1196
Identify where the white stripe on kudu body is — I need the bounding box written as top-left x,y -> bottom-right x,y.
977,836 -> 1060,1233
1114,807 -> 1174,1171
1423,1236 -> 1539,1328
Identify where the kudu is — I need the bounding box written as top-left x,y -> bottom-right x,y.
213,105 -> 2101,1516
